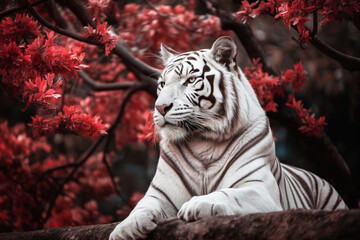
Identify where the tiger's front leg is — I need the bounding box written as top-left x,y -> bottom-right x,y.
178,185 -> 283,221
109,158 -> 184,240
109,194 -> 164,240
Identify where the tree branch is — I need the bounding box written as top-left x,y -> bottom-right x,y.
60,0 -> 96,28
78,71 -> 146,92
308,35 -> 360,72
1,210 -> 359,240
19,0 -> 100,45
60,0 -> 160,79
19,0 -> 160,83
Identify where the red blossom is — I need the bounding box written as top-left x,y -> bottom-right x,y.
244,59 -> 283,112
137,110 -> 156,145
83,22 -> 120,56
286,95 -> 327,136
0,13 -> 40,44
29,106 -> 107,139
234,0 -> 263,23
283,61 -> 306,93
26,32 -> 86,78
23,73 -> 62,110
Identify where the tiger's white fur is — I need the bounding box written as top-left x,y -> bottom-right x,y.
109,36 -> 347,240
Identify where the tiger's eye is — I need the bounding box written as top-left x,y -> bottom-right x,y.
186,77 -> 196,84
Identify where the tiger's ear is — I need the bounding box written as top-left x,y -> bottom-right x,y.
210,36 -> 237,68
160,43 -> 179,65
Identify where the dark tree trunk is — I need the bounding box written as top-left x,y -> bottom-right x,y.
1,210 -> 359,240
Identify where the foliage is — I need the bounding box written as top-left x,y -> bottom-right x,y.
0,0 -> 358,232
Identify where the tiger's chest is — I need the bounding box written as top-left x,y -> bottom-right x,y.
162,138 -> 239,195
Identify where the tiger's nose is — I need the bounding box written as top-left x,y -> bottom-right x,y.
156,103 -> 173,116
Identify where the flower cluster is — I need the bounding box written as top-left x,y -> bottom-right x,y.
0,121 -> 114,230
234,0 -> 360,44
29,106 -> 107,139
83,22 -> 120,56
245,59 -> 326,136
286,95 -> 327,136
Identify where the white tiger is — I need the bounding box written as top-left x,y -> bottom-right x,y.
109,36 -> 347,240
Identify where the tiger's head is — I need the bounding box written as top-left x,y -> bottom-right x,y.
154,36 -> 263,143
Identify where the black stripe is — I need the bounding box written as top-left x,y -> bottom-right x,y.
229,163 -> 267,188
230,77 -> 240,131
314,177 -> 319,206
161,151 -> 196,196
285,176 -> 299,208
331,195 -> 343,210
219,190 -> 229,198
289,176 -> 308,208
242,179 -> 264,184
235,197 -> 242,207
176,144 -> 201,174
151,183 -> 179,212
283,165 -> 313,207
321,185 -> 334,209
283,176 -> 290,208
212,124 -> 270,191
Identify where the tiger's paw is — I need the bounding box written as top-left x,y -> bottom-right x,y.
178,196 -> 235,221
109,211 -> 157,240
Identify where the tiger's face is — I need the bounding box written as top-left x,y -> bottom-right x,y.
154,37 -> 241,143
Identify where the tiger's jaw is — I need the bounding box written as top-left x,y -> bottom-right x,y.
157,124 -> 189,143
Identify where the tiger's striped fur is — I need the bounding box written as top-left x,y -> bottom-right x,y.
109,37 -> 347,240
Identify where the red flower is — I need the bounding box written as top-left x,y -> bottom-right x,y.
286,95 -> 327,136
83,22 -> 120,56
23,73 -> 62,110
26,32 -> 86,78
137,110 -> 156,145
29,106 -> 108,139
0,14 -> 40,43
283,61 -> 306,93
244,58 -> 283,112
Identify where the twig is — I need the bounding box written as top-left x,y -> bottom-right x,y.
311,12 -> 318,37
203,0 -> 277,76
38,162 -> 79,181
61,0 -> 96,28
45,0 -> 68,29
78,71 -> 145,92
20,0 -> 102,45
60,0 -> 160,79
41,136 -> 105,225
101,137 -> 125,201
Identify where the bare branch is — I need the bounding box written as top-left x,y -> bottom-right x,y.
61,0 -> 96,28
60,0 -> 161,79
309,35 -> 360,71
78,71 -> 144,92
19,0 -> 100,45
311,12 -> 318,37
41,136 -> 105,225
218,12 -> 278,76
